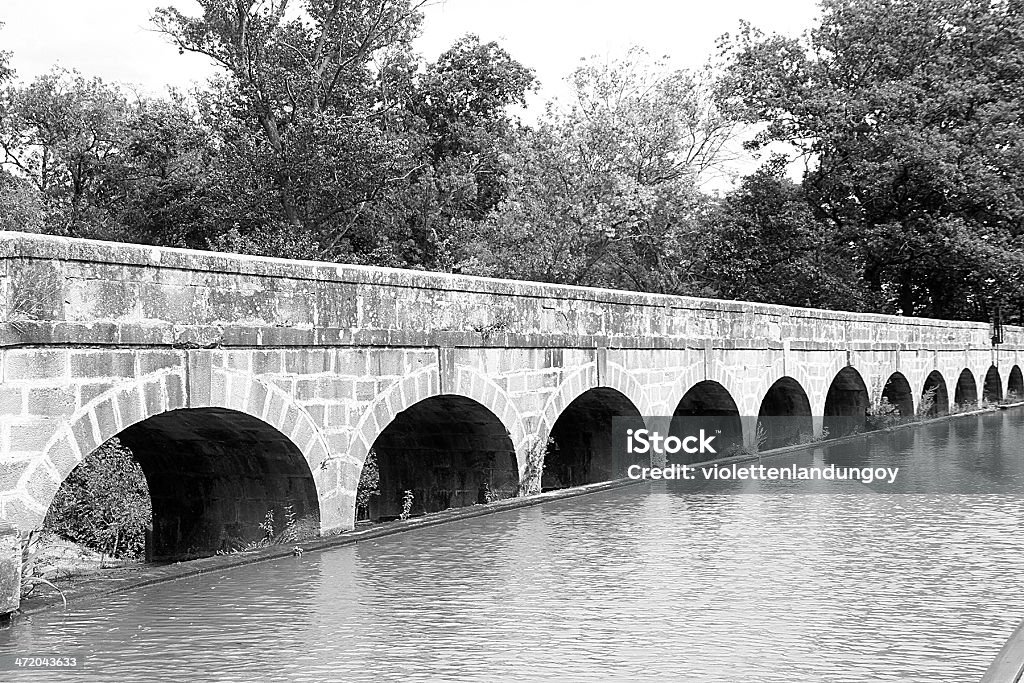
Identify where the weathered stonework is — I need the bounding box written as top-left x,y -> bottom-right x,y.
0,232 -> 1022,611
0,523 -> 18,615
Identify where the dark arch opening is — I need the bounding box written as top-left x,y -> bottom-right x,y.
45,408 -> 321,563
921,371 -> 949,417
364,395 -> 518,521
543,387 -> 643,490
670,381 -> 743,460
1009,366 -> 1024,402
954,369 -> 978,409
880,373 -> 914,418
983,366 -> 1003,404
756,377 -> 813,449
823,367 -> 869,437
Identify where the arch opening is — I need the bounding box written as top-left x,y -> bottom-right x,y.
880,372 -> 914,418
362,395 -> 518,522
921,371 -> 949,417
756,377 -> 813,449
543,387 -> 643,490
670,381 -> 743,460
823,367 -> 869,437
46,408 -> 321,562
1009,366 -> 1024,402
953,369 -> 978,410
983,366 -> 1003,404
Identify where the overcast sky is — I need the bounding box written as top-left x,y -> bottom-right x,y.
1,1 -> 819,98
0,1 -> 821,187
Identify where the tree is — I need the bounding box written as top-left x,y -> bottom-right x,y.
719,0 -> 1024,321
700,158 -> 872,309
0,23 -> 13,85
44,438 -> 152,560
0,70 -> 132,238
459,48 -> 739,292
153,0 -> 430,258
374,34 -> 536,269
0,71 -> 216,244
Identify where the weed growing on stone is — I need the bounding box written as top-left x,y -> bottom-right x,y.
400,490 -> 414,520
918,386 -> 938,418
19,529 -> 67,608
517,436 -> 550,496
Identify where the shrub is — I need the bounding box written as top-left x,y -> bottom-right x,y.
355,450 -> 380,520
43,438 -> 152,560
866,395 -> 901,430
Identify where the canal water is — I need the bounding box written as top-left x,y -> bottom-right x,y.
3,409 -> 1024,682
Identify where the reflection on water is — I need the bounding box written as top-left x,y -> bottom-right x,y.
2,409 -> 1024,682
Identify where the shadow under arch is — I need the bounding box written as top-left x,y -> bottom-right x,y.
823,366 -> 869,437
670,380 -> 743,460
983,365 -> 1003,404
19,370 -> 335,562
362,394 -> 518,521
1009,365 -> 1024,401
880,372 -> 915,418
922,370 -> 950,417
954,369 -> 978,408
756,377 -> 813,449
116,408 -> 320,559
543,387 -> 643,490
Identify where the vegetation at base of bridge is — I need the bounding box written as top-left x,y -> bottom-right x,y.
42,438 -> 151,562
0,0 -> 1022,323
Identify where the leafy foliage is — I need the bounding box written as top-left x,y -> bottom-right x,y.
458,48 -> 738,292
0,1 -> 1021,325
719,0 -> 1024,322
43,438 -> 152,560
355,449 -> 380,518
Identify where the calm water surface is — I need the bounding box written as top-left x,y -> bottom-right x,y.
3,410 -> 1024,682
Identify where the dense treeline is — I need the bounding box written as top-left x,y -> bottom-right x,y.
1,0 -> 1022,324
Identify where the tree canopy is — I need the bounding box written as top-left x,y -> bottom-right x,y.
1,0 -> 1022,324
719,0 -> 1024,321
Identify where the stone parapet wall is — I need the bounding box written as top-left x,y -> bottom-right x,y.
1,232 -> 1018,352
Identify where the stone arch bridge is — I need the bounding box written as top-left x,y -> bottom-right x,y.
0,233 -> 1022,576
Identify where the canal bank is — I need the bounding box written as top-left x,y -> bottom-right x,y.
14,476 -> 643,617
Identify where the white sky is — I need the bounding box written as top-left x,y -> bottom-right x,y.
0,1 -> 819,97
0,1 -> 821,185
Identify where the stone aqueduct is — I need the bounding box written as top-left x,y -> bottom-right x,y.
0,232 -> 1023,566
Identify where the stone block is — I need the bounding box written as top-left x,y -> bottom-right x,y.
70,351 -> 135,379
0,459 -> 31,496
24,465 -> 59,508
4,350 -> 68,381
143,380 -> 164,417
0,524 -> 19,616
138,350 -> 184,376
0,388 -> 23,415
165,373 -> 185,410
7,418 -> 58,453
187,350 -> 214,407
25,387 -> 76,417
251,351 -> 282,375
65,279 -> 139,320
116,386 -> 144,429
92,398 -> 119,439
79,382 -> 115,406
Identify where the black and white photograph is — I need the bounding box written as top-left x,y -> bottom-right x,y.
0,1 -> 1023,681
